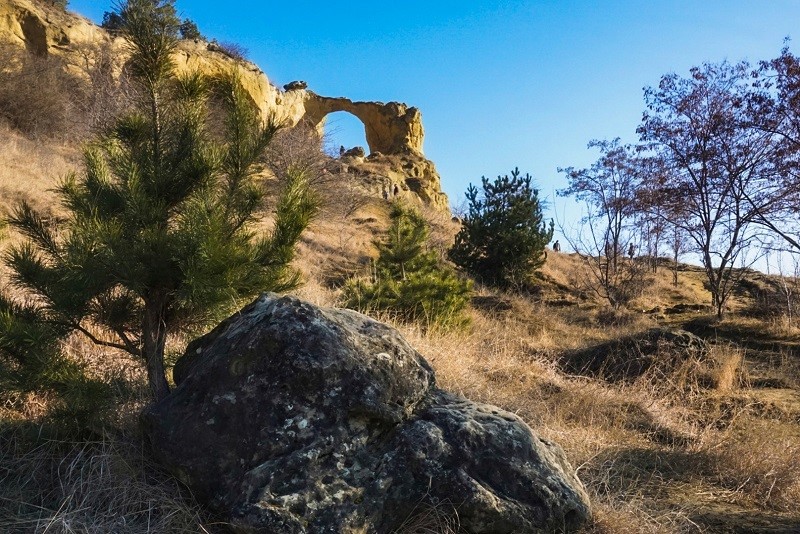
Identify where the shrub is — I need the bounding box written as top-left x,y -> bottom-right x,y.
0,45 -> 82,139
449,168 -> 554,289
3,0 -> 317,402
42,0 -> 68,9
211,39 -> 248,61
101,11 -> 124,31
179,18 -> 203,40
344,203 -> 472,329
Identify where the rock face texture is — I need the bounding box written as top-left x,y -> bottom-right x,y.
301,93 -> 424,156
144,294 -> 591,533
0,0 -> 450,212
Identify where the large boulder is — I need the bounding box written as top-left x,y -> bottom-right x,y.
143,294 -> 591,533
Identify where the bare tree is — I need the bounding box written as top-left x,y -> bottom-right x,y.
559,139 -> 648,309
668,223 -> 689,287
741,48 -> 800,251
638,61 -> 791,317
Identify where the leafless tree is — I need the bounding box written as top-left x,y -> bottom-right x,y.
559,139 -> 649,309
637,61 -> 792,317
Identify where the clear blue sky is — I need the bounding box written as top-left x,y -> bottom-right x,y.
67,0 -> 800,222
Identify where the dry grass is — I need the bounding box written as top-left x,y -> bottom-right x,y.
0,426 -> 220,533
0,123 -> 80,215
1,76 -> 799,532
394,499 -> 463,534
699,417 -> 800,511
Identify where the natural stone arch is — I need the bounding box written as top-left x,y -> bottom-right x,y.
299,92 -> 425,156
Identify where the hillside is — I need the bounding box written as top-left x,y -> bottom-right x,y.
1,2 -> 800,533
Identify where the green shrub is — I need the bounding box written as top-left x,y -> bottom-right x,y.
344,204 -> 472,329
0,295 -> 113,425
449,168 -> 554,289
179,18 -> 203,40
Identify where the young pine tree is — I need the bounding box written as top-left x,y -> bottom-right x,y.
449,168 -> 554,289
2,0 -> 317,402
344,203 -> 472,329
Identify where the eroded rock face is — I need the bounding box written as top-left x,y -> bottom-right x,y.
300,93 -> 424,156
144,294 -> 591,533
0,0 -> 451,213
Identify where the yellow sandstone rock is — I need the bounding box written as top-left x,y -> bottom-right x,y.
0,0 -> 449,212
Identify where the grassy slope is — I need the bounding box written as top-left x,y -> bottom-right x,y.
2,112 -> 800,532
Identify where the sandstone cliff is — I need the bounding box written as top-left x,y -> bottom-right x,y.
0,0 -> 449,212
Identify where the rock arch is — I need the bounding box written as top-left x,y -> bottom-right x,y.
297,91 -> 425,156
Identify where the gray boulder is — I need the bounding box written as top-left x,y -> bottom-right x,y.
143,294 -> 591,533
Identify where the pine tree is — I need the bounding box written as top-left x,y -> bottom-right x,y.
2,0 -> 317,402
344,203 -> 472,329
449,168 -> 554,289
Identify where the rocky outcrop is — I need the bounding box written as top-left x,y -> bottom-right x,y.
144,294 -> 591,533
301,93 -> 424,156
0,0 -> 107,55
335,151 -> 450,212
0,0 -> 450,212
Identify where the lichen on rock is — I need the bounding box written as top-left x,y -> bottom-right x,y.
144,293 -> 592,533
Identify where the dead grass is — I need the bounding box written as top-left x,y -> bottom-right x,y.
0,123 -> 79,215
1,93 -> 799,533
393,499 -> 463,534
0,426 -> 220,533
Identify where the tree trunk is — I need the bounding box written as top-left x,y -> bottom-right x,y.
143,297 -> 170,402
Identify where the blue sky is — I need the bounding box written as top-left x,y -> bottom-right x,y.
68,0 -> 800,224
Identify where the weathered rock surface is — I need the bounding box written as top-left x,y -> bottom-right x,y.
300,93 -> 424,156
144,294 -> 591,533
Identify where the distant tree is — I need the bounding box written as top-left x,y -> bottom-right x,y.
344,203 -> 472,329
179,18 -> 203,40
449,168 -> 554,288
3,0 -> 317,402
638,61 -> 795,318
101,11 -> 124,31
559,139 -> 648,309
669,224 -> 688,287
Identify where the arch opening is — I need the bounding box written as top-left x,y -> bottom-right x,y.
322,111 -> 369,158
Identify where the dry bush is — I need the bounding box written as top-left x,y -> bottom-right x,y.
706,344 -> 745,392
266,123 -> 327,181
209,40 -> 248,61
72,41 -> 129,132
0,43 -> 127,141
0,45 -> 82,139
